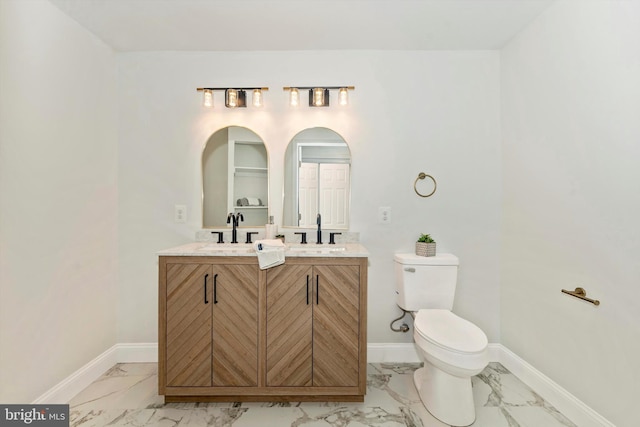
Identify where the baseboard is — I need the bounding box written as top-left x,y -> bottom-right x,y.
115,342 -> 158,363
497,345 -> 615,427
33,341 -> 614,427
32,343 -> 157,404
366,342 -> 502,364
32,344 -> 119,404
367,343 -> 420,363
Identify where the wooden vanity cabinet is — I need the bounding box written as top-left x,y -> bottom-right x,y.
266,263 -> 360,388
159,257 -> 259,394
159,255 -> 367,401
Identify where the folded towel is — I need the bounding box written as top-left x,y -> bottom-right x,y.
253,239 -> 285,270
247,197 -> 260,206
254,239 -> 285,249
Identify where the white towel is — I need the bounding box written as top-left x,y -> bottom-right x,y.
247,197 -> 260,206
253,239 -> 286,270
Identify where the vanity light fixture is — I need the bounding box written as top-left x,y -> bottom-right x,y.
225,89 -> 245,108
283,86 -> 355,107
311,88 -> 329,107
289,88 -> 300,107
338,87 -> 349,106
202,89 -> 214,108
252,89 -> 264,107
196,87 -> 269,108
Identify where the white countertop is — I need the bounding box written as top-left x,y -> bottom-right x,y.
157,242 -> 369,258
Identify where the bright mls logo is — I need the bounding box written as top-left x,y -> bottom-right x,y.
0,405 -> 68,426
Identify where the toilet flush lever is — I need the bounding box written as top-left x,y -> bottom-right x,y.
404,268 -> 416,273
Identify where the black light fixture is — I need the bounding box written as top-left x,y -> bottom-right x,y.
225,89 -> 246,108
283,86 -> 355,107
310,88 -> 330,107
196,87 -> 269,108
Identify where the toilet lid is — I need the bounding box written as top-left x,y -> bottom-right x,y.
414,309 -> 488,354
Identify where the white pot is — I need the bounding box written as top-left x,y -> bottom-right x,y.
416,242 -> 436,257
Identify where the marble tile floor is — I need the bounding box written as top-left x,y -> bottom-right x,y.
69,362 -> 577,427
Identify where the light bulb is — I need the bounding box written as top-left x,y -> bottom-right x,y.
225,89 -> 238,108
252,89 -> 263,107
338,87 -> 349,106
289,88 -> 299,107
202,89 -> 213,108
313,88 -> 325,106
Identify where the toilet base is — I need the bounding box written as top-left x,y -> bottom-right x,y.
414,362 -> 476,427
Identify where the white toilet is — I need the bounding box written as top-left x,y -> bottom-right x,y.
394,253 -> 488,427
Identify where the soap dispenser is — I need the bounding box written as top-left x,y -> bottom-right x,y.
265,215 -> 277,239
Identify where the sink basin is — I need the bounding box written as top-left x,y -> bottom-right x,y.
287,245 -> 346,254
197,244 -> 255,254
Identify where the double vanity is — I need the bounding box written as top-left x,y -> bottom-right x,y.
158,124 -> 366,402
157,242 -> 368,402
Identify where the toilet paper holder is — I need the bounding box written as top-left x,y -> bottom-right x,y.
561,287 -> 600,306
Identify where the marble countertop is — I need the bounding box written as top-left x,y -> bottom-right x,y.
157,242 -> 369,258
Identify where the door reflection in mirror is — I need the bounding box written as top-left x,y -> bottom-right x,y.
283,128 -> 351,229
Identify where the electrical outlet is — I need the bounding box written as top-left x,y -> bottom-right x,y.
174,204 -> 187,223
378,206 -> 391,224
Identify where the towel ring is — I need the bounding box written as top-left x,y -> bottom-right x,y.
414,172 -> 437,197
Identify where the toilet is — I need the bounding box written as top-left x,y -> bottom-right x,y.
394,253 -> 488,427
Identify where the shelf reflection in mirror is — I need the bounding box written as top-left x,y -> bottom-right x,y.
202,126 -> 269,228
283,127 -> 351,229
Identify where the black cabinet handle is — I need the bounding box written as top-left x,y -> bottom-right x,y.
316,275 -> 319,305
213,273 -> 218,304
204,274 -> 209,304
306,275 -> 310,305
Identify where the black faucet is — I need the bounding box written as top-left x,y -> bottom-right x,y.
316,214 -> 322,244
211,231 -> 224,244
329,232 -> 342,245
227,212 -> 244,243
294,231 -> 308,244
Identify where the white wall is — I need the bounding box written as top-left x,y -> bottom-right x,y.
0,0 -> 118,403
117,51 -> 502,345
501,1 -> 640,425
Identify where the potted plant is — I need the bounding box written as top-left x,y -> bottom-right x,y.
416,234 -> 436,257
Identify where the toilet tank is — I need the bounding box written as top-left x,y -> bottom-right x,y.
394,253 -> 459,311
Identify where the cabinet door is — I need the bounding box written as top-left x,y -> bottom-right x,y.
313,265 -> 360,387
212,264 -> 259,386
266,264 -> 313,386
166,263 -> 212,387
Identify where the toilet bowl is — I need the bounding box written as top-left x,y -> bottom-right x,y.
413,309 -> 488,427
393,253 -> 489,427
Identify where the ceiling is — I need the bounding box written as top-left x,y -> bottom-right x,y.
48,0 -> 555,52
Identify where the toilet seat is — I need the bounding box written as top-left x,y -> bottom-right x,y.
414,309 -> 487,355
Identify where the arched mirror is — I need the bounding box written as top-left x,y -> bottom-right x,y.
202,126 -> 269,228
283,127 -> 351,229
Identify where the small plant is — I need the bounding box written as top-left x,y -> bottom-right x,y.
417,233 -> 435,243
416,234 -> 436,257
